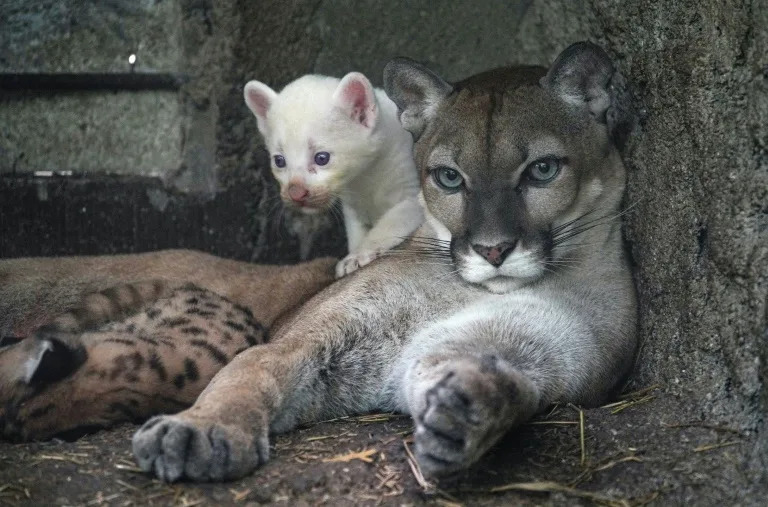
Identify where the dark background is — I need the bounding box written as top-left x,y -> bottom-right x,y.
1,0 -> 766,494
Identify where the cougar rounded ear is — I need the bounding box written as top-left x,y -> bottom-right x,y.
27,331 -> 87,385
0,332 -> 86,387
543,41 -> 636,148
383,57 -> 453,140
543,42 -> 613,119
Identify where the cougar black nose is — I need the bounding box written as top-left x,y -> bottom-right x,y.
471,241 -> 517,267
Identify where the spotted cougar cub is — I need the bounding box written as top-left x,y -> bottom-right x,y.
134,42 -> 637,482
244,73 -> 423,277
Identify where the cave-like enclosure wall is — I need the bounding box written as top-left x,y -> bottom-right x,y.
1,0 -> 766,483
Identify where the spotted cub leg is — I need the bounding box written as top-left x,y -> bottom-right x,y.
0,285 -> 267,441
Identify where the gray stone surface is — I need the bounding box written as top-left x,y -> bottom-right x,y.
0,0 -> 186,179
0,90 -> 181,177
312,0 -> 532,83
504,0 -> 768,488
0,0 -> 181,73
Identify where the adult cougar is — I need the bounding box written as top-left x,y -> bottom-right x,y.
132,41 -> 637,481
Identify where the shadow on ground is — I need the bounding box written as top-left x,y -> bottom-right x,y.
0,386 -> 757,506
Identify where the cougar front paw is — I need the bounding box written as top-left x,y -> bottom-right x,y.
413,355 -> 526,478
132,414 -> 269,482
335,249 -> 384,278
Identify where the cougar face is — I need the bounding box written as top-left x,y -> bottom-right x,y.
385,45 -> 628,293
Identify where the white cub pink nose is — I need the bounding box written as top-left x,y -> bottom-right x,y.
288,183 -> 309,203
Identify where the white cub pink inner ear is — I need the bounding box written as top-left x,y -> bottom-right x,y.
333,72 -> 377,129
244,80 -> 277,127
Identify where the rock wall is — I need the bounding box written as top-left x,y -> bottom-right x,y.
2,0 -> 766,486
507,0 -> 768,481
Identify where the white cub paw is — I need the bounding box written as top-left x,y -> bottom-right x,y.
335,249 -> 385,278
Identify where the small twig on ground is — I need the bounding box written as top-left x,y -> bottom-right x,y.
306,432 -> 352,442
31,454 -> 86,465
0,483 -> 30,502
323,448 -> 377,463
114,463 -> 144,473
402,440 -> 460,503
115,479 -> 139,491
579,409 -> 586,466
570,451 -> 644,486
604,395 -> 655,414
567,403 -> 587,466
693,441 -> 741,453
375,466 -> 404,497
229,488 -> 251,502
601,384 -> 662,414
616,384 -> 663,400
543,403 -> 562,418
402,440 -> 432,491
86,493 -> 121,505
595,455 -> 644,472
354,413 -> 409,424
488,480 -> 628,506
434,499 -> 463,507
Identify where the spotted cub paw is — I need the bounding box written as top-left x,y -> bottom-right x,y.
335,249 -> 385,278
132,413 -> 269,482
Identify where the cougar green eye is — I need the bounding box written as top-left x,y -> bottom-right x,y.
526,157 -> 561,183
433,166 -> 464,191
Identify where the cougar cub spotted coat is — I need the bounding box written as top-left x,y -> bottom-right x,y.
127,42 -> 637,482
0,251 -> 336,440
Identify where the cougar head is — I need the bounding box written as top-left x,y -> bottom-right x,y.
384,42 -> 633,293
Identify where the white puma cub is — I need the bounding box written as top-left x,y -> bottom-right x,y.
244,73 -> 423,277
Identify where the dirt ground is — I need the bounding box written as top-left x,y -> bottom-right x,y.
0,386 -> 761,506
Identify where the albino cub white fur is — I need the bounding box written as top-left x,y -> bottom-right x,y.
244,73 -> 423,277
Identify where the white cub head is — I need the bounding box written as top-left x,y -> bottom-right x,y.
244,72 -> 384,214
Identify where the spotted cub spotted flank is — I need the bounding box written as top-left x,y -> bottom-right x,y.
0,284 -> 266,441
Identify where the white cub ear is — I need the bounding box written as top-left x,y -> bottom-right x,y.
333,72 -> 378,129
244,80 -> 278,133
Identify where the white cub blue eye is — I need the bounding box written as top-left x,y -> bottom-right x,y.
433,166 -> 464,191
273,154 -> 286,168
314,152 -> 330,166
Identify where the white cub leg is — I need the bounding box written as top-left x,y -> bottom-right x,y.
341,204 -> 368,253
336,198 -> 424,278
336,205 -> 370,278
